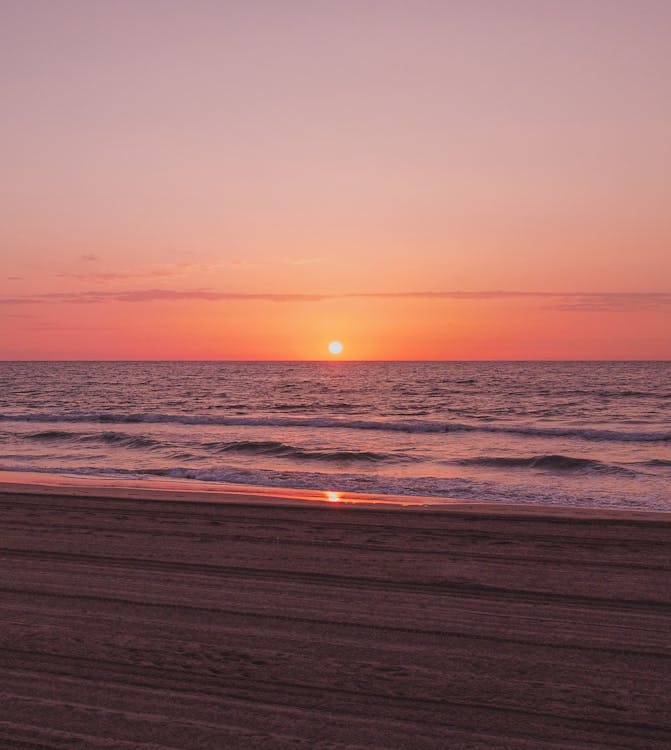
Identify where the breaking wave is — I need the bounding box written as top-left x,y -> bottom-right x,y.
454,454 -> 640,476
23,429 -> 161,450
3,412 -> 669,443
0,463 -> 667,511
202,439 -> 407,463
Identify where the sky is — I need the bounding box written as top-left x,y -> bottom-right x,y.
1,0 -> 670,359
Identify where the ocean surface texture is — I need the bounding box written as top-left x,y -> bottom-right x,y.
0,361 -> 669,510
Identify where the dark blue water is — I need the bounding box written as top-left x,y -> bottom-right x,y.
0,361 -> 669,509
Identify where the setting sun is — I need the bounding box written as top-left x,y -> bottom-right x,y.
1,4 -> 669,748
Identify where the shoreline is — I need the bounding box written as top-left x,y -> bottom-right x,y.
1,468 -> 671,521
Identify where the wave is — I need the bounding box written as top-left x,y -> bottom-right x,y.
639,458 -> 671,468
593,390 -> 671,400
269,402 -> 355,412
3,412 -> 670,443
86,432 -> 161,449
25,430 -> 75,442
203,439 -> 407,463
16,429 -> 409,463
454,454 -> 639,476
0,463 -> 666,511
23,429 -> 161,450
15,429 -> 412,464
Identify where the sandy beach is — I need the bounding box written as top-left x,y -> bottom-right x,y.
1,479 -> 670,749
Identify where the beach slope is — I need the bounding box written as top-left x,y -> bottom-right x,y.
1,488 -> 670,749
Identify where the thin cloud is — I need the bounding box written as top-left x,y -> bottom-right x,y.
353,291 -> 671,311
350,291 -> 545,300
545,293 -> 671,312
1,289 -> 670,311
115,289 -> 330,303
57,269 -> 180,283
0,289 -> 330,305
0,297 -> 35,305
61,258 -> 210,282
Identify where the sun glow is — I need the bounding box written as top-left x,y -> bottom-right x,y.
328,341 -> 343,355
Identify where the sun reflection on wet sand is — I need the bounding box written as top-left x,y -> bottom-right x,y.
0,470 -> 438,507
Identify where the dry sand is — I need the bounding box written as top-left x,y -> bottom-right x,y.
1,481 -> 670,749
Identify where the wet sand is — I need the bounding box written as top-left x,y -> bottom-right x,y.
1,483 -> 670,749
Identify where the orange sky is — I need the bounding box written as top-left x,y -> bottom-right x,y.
1,1 -> 670,359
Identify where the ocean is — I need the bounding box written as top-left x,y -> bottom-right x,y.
0,361 -> 669,510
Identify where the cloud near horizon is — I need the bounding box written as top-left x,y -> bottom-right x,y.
1,288 -> 671,312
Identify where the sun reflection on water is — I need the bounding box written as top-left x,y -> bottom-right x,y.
325,491 -> 341,503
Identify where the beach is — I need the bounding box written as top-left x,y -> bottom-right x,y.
4,0 -> 670,745
1,478 -> 670,749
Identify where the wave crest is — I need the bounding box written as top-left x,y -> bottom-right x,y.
204,439 -> 406,463
3,412 -> 669,443
455,454 -> 639,475
23,429 -> 160,450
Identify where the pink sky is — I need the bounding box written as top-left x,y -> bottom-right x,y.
1,1 -> 670,359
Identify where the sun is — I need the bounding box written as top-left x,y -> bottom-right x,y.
328,341 -> 343,355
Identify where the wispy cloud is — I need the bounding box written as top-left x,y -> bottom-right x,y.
57,269 -> 181,283
114,289 -> 330,303
544,293 -> 671,312
2,288 -> 671,311
0,297 -> 36,305
59,256 -> 239,282
80,254 -> 98,262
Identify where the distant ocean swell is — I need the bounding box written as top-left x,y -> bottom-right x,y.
202,440 -> 405,463
11,430 -> 412,464
453,454 -> 641,476
1,413 -> 669,443
1,428 -> 663,477
23,430 -> 161,449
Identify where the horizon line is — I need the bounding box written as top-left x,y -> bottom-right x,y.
1,358 -> 669,364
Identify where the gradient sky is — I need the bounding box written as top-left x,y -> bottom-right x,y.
2,0 -> 670,359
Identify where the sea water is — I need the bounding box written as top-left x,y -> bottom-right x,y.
0,361 -> 669,510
